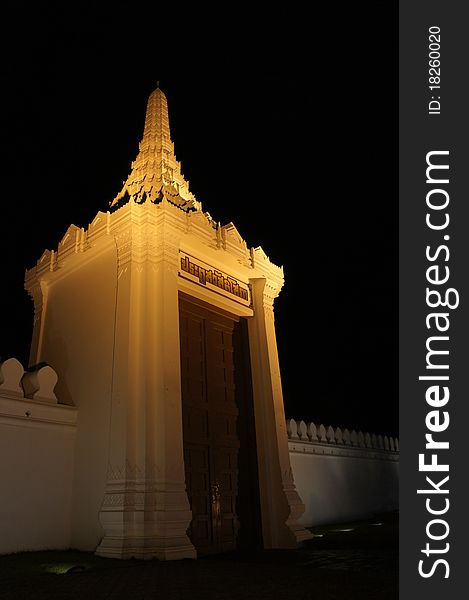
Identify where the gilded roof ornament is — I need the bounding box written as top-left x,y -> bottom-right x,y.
110,86 -> 200,212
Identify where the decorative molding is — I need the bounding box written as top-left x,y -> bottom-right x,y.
0,358 -> 73,410
57,224 -> 81,259
101,493 -> 125,508
186,211 -> 217,248
286,418 -> 399,462
0,359 -> 77,429
107,461 -> 144,481
22,365 -> 58,404
220,222 -> 250,265
0,358 -> 24,398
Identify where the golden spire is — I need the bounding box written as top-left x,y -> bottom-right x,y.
110,86 -> 200,211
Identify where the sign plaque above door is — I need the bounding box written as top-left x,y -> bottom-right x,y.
179,252 -> 251,307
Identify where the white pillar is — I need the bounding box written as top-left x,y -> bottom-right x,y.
140,218 -> 196,559
96,203 -> 195,559
248,277 -> 312,548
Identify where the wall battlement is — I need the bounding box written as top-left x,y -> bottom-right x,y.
0,357 -> 75,413
286,418 -> 399,527
0,359 -> 398,552
0,358 -> 77,555
286,418 -> 399,456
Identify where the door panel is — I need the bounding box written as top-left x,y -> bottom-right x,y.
180,297 -> 240,555
183,445 -> 212,550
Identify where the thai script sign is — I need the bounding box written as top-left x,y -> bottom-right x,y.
179,252 -> 250,305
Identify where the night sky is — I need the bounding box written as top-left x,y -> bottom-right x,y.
1,3 -> 397,437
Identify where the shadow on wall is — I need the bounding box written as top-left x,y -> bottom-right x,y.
0,358 -> 63,404
35,335 -> 73,406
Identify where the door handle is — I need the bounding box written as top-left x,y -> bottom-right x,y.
211,481 -> 221,521
211,481 -> 221,504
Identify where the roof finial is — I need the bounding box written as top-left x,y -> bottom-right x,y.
156,80 -> 160,89
110,84 -> 200,211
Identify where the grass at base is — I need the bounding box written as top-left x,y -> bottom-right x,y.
0,548 -> 138,577
309,511 -> 398,535
0,512 -> 398,578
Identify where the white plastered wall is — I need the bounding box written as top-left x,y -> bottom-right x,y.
0,359 -> 77,554
288,433 -> 399,526
32,238 -> 117,550
0,420 -> 76,553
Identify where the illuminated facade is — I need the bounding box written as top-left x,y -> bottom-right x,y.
24,85 -> 311,559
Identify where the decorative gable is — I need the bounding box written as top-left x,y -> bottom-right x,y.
58,225 -> 81,259
221,222 -> 250,265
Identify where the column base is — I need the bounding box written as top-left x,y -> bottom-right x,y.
286,519 -> 314,544
96,502 -> 197,560
284,484 -> 314,545
96,533 -> 197,560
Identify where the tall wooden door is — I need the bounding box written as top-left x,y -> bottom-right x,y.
179,296 -> 241,555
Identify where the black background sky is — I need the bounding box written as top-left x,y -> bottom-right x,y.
1,2 -> 397,437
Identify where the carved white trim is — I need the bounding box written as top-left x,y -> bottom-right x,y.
288,440 -> 399,462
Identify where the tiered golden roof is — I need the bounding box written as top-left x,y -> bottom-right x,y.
110,85 -> 200,211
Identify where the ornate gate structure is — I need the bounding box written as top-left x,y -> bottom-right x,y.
25,85 -> 311,559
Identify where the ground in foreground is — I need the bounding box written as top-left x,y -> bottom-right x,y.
0,512 -> 398,600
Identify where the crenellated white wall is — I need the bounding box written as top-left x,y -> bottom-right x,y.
286,419 -> 399,526
0,356 -> 399,555
0,359 -> 77,554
